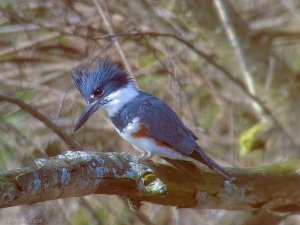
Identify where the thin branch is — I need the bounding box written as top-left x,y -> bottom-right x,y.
0,24 -> 41,34
0,32 -> 60,57
91,0 -> 134,78
0,19 -> 296,148
45,85 -> 72,152
0,94 -> 80,150
1,151 -> 300,212
213,0 -> 264,120
59,29 -> 297,148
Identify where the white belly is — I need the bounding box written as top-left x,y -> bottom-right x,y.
115,117 -> 188,160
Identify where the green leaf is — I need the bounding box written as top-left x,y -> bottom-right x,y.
239,122 -> 269,156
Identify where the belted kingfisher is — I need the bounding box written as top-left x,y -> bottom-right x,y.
72,58 -> 232,179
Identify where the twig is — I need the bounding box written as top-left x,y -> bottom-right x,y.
0,32 -> 60,57
0,94 -> 80,150
59,29 -> 297,147
265,55 -> 275,91
45,85 -> 72,152
2,21 -> 295,148
212,0 -> 297,148
91,0 -> 134,78
0,24 -> 41,34
213,0 -> 264,120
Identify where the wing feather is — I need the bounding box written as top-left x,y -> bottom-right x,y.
137,95 -> 198,155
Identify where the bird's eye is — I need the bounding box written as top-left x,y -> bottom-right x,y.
94,88 -> 103,96
90,88 -> 103,102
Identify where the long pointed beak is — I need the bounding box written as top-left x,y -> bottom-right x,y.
73,100 -> 101,133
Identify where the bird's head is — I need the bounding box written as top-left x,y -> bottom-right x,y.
72,58 -> 137,132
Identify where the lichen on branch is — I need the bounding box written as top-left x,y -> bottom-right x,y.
1,151 -> 300,213
0,151 -> 166,208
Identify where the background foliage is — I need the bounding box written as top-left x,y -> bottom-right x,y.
0,0 -> 299,224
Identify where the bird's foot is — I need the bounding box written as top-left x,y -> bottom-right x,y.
140,152 -> 152,160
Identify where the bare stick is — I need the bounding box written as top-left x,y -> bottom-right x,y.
213,0 -> 264,120
0,32 -> 60,57
91,0 -> 133,78
0,94 -> 80,150
62,29 -> 296,146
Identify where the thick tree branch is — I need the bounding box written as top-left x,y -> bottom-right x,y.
1,151 -> 300,212
0,151 -> 166,208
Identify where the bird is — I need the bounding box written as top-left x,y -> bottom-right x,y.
72,58 -> 232,179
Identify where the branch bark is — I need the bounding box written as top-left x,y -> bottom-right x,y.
1,151 -> 300,212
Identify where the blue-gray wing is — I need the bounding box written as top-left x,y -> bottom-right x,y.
138,95 -> 198,155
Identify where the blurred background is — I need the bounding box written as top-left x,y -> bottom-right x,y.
0,0 -> 299,224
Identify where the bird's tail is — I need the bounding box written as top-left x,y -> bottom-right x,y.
190,146 -> 233,180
